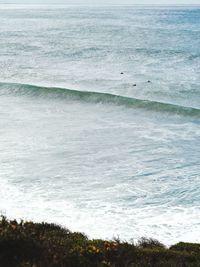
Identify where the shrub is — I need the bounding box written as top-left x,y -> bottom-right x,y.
0,217 -> 200,267
137,237 -> 165,250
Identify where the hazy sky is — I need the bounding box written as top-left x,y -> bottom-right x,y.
0,0 -> 200,5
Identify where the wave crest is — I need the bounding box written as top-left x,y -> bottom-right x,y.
0,82 -> 200,118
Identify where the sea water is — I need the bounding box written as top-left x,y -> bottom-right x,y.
0,4 -> 200,245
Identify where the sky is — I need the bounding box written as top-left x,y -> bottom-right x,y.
0,0 -> 200,4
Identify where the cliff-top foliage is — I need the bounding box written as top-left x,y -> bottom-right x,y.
0,216 -> 200,267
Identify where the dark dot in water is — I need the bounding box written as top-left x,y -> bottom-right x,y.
120,72 -> 124,75
147,80 -> 151,83
133,84 -> 137,87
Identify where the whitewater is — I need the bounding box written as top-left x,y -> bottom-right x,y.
0,4 -> 200,245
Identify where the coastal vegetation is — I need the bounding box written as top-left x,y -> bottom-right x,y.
0,216 -> 200,267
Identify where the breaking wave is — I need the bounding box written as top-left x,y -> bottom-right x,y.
1,82 -> 200,118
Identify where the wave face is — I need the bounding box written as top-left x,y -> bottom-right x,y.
1,82 -> 200,118
0,5 -> 200,245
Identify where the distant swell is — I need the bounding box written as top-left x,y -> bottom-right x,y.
0,82 -> 200,118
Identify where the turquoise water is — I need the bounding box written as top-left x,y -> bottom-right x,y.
0,5 -> 200,244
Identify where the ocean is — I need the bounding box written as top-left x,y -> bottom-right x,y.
0,4 -> 200,245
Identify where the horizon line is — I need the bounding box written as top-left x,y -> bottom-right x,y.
0,2 -> 200,6
1,3 -> 200,5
